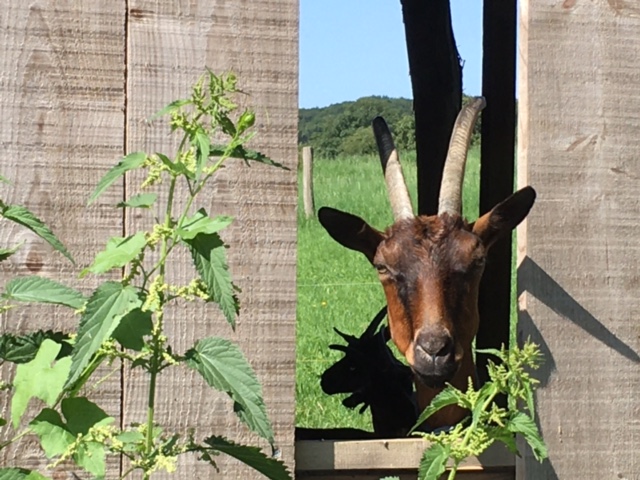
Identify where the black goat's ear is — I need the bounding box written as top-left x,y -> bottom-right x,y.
318,207 -> 384,263
472,186 -> 536,248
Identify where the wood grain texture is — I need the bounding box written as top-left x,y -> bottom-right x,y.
295,438 -> 514,472
0,1 -> 126,477
518,1 -> 640,478
124,1 -> 297,478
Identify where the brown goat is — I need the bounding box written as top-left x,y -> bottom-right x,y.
318,98 -> 536,430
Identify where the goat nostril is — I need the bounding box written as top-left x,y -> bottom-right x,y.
416,336 -> 454,358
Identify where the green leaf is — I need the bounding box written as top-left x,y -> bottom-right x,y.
0,468 -> 49,480
30,399 -> 112,478
4,276 -> 85,309
0,417 -> 6,427
88,151 -> 147,205
30,408 -> 75,457
149,98 -> 191,120
209,145 -> 287,169
111,308 -> 153,351
194,130 -> 210,180
156,153 -> 194,179
507,412 -> 548,461
0,244 -> 21,262
1,205 -> 74,264
11,340 -> 72,428
411,387 -> 463,433
0,330 -> 72,364
65,282 -> 142,389
0,174 -> 11,184
418,443 -> 450,480
81,232 -> 146,277
117,193 -> 158,209
61,397 -> 113,435
185,233 -> 239,328
177,209 -> 233,240
489,428 -> 520,456
203,436 -> 290,480
186,337 -> 274,445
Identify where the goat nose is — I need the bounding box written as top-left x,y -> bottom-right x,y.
415,330 -> 454,358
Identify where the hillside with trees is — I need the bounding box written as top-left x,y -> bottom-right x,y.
299,95 -> 481,158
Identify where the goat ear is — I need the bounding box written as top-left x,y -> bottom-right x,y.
318,207 -> 384,263
472,186 -> 536,248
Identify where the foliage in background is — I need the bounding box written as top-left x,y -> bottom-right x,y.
298,94 -> 483,158
0,71 -> 290,480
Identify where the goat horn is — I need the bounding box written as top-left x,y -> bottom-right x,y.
437,97 -> 486,216
362,306 -> 388,338
333,327 -> 357,345
373,117 -> 413,220
328,344 -> 349,353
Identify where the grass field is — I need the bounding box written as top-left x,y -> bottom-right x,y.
295,148 -> 481,430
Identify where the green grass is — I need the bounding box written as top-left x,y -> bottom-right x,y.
295,148 -> 481,430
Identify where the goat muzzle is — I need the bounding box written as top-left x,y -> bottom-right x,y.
412,329 -> 459,388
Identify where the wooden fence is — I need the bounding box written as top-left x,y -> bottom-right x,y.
0,1 -> 297,478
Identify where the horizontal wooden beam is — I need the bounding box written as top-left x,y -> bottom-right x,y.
295,438 -> 514,472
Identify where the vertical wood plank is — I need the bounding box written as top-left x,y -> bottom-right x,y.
518,1 -> 640,478
124,1 -> 298,478
302,146 -> 315,218
476,0 -> 517,387
0,1 -> 126,476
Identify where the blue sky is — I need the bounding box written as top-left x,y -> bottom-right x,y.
299,1 -> 483,108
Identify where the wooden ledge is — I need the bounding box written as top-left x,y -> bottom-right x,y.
295,438 -> 514,473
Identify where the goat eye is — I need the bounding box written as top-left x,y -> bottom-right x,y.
374,264 -> 388,275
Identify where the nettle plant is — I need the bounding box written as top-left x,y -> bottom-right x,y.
0,71 -> 291,480
384,341 -> 547,480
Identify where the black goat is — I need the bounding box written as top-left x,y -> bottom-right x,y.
320,306 -> 416,438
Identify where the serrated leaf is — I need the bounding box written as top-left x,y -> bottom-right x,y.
11,340 -> 72,428
30,408 -> 75,458
411,387 -> 464,433
81,233 -> 146,277
489,428 -> 520,456
203,436 -> 290,480
65,282 -> 141,389
0,244 -> 21,262
117,193 -> 158,209
186,337 -> 274,445
1,205 -> 74,264
418,443 -> 450,480
4,276 -> 85,309
507,412 -> 548,461
111,308 -> 153,351
0,331 -> 72,364
0,468 -> 49,480
177,209 -> 233,240
88,152 -> 147,205
185,233 -> 239,328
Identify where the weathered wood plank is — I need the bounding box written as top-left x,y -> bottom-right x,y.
124,1 -> 297,478
518,1 -> 640,478
295,438 -> 514,472
0,1 -> 126,476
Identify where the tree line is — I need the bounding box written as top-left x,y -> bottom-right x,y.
299,95 -> 481,158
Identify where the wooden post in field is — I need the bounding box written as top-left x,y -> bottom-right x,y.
302,146 -> 315,218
